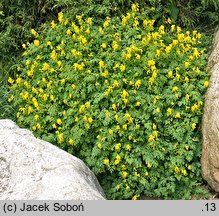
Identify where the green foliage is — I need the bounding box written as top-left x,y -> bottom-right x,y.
9,4 -> 211,199
0,0 -> 57,76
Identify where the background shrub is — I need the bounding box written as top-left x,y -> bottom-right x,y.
9,4 -> 211,199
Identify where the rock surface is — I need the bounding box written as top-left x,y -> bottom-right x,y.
202,29 -> 219,192
0,119 -> 105,200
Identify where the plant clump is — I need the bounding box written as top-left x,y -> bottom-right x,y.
9,4 -> 210,199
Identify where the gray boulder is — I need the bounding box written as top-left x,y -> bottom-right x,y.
202,29 -> 219,192
0,119 -> 105,200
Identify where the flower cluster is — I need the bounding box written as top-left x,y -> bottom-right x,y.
9,4 -> 210,200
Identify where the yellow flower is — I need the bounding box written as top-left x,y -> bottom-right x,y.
123,124 -> 127,130
42,63 -> 49,71
204,81 -> 209,88
166,18 -> 172,24
103,159 -> 109,166
192,123 -> 196,130
99,60 -> 105,68
103,20 -> 110,29
36,123 -> 41,130
120,64 -> 126,72
108,129 -> 114,135
115,125 -> 120,131
172,86 -> 178,93
156,107 -> 160,113
58,11 -> 64,23
87,17 -> 92,25
147,59 -> 155,67
185,145 -> 189,151
175,112 -> 181,118
56,118 -> 62,125
114,154 -> 121,165
121,90 -> 128,98
132,195 -> 137,200
185,62 -> 190,69
175,166 -> 180,173
101,43 -> 107,49
115,143 -> 121,151
57,133 -> 64,144
122,171 -> 128,178
184,76 -> 189,83
88,117 -> 93,124
112,104 -> 117,111
97,143 -> 102,149
68,138 -> 74,145
32,126 -> 37,131
51,20 -> 56,28
34,40 -> 40,47
185,94 -> 190,101
145,171 -> 149,176
131,3 -> 139,12
188,165 -> 192,170
135,80 -> 141,89
167,71 -> 173,78
112,41 -> 119,51
8,77 -> 14,84
181,169 -> 187,176
22,43 -> 27,49
31,29 -> 38,37
171,25 -> 175,32
66,29 -> 72,35
114,114 -> 119,121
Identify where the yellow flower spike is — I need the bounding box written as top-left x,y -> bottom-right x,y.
56,118 -> 62,125
34,40 -> 40,47
114,114 -> 119,121
115,125 -> 120,131
145,171 -> 149,176
75,117 -> 79,122
185,145 -> 190,151
185,94 -> 190,101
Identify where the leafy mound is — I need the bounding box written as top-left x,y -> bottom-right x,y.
9,5 -> 210,199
